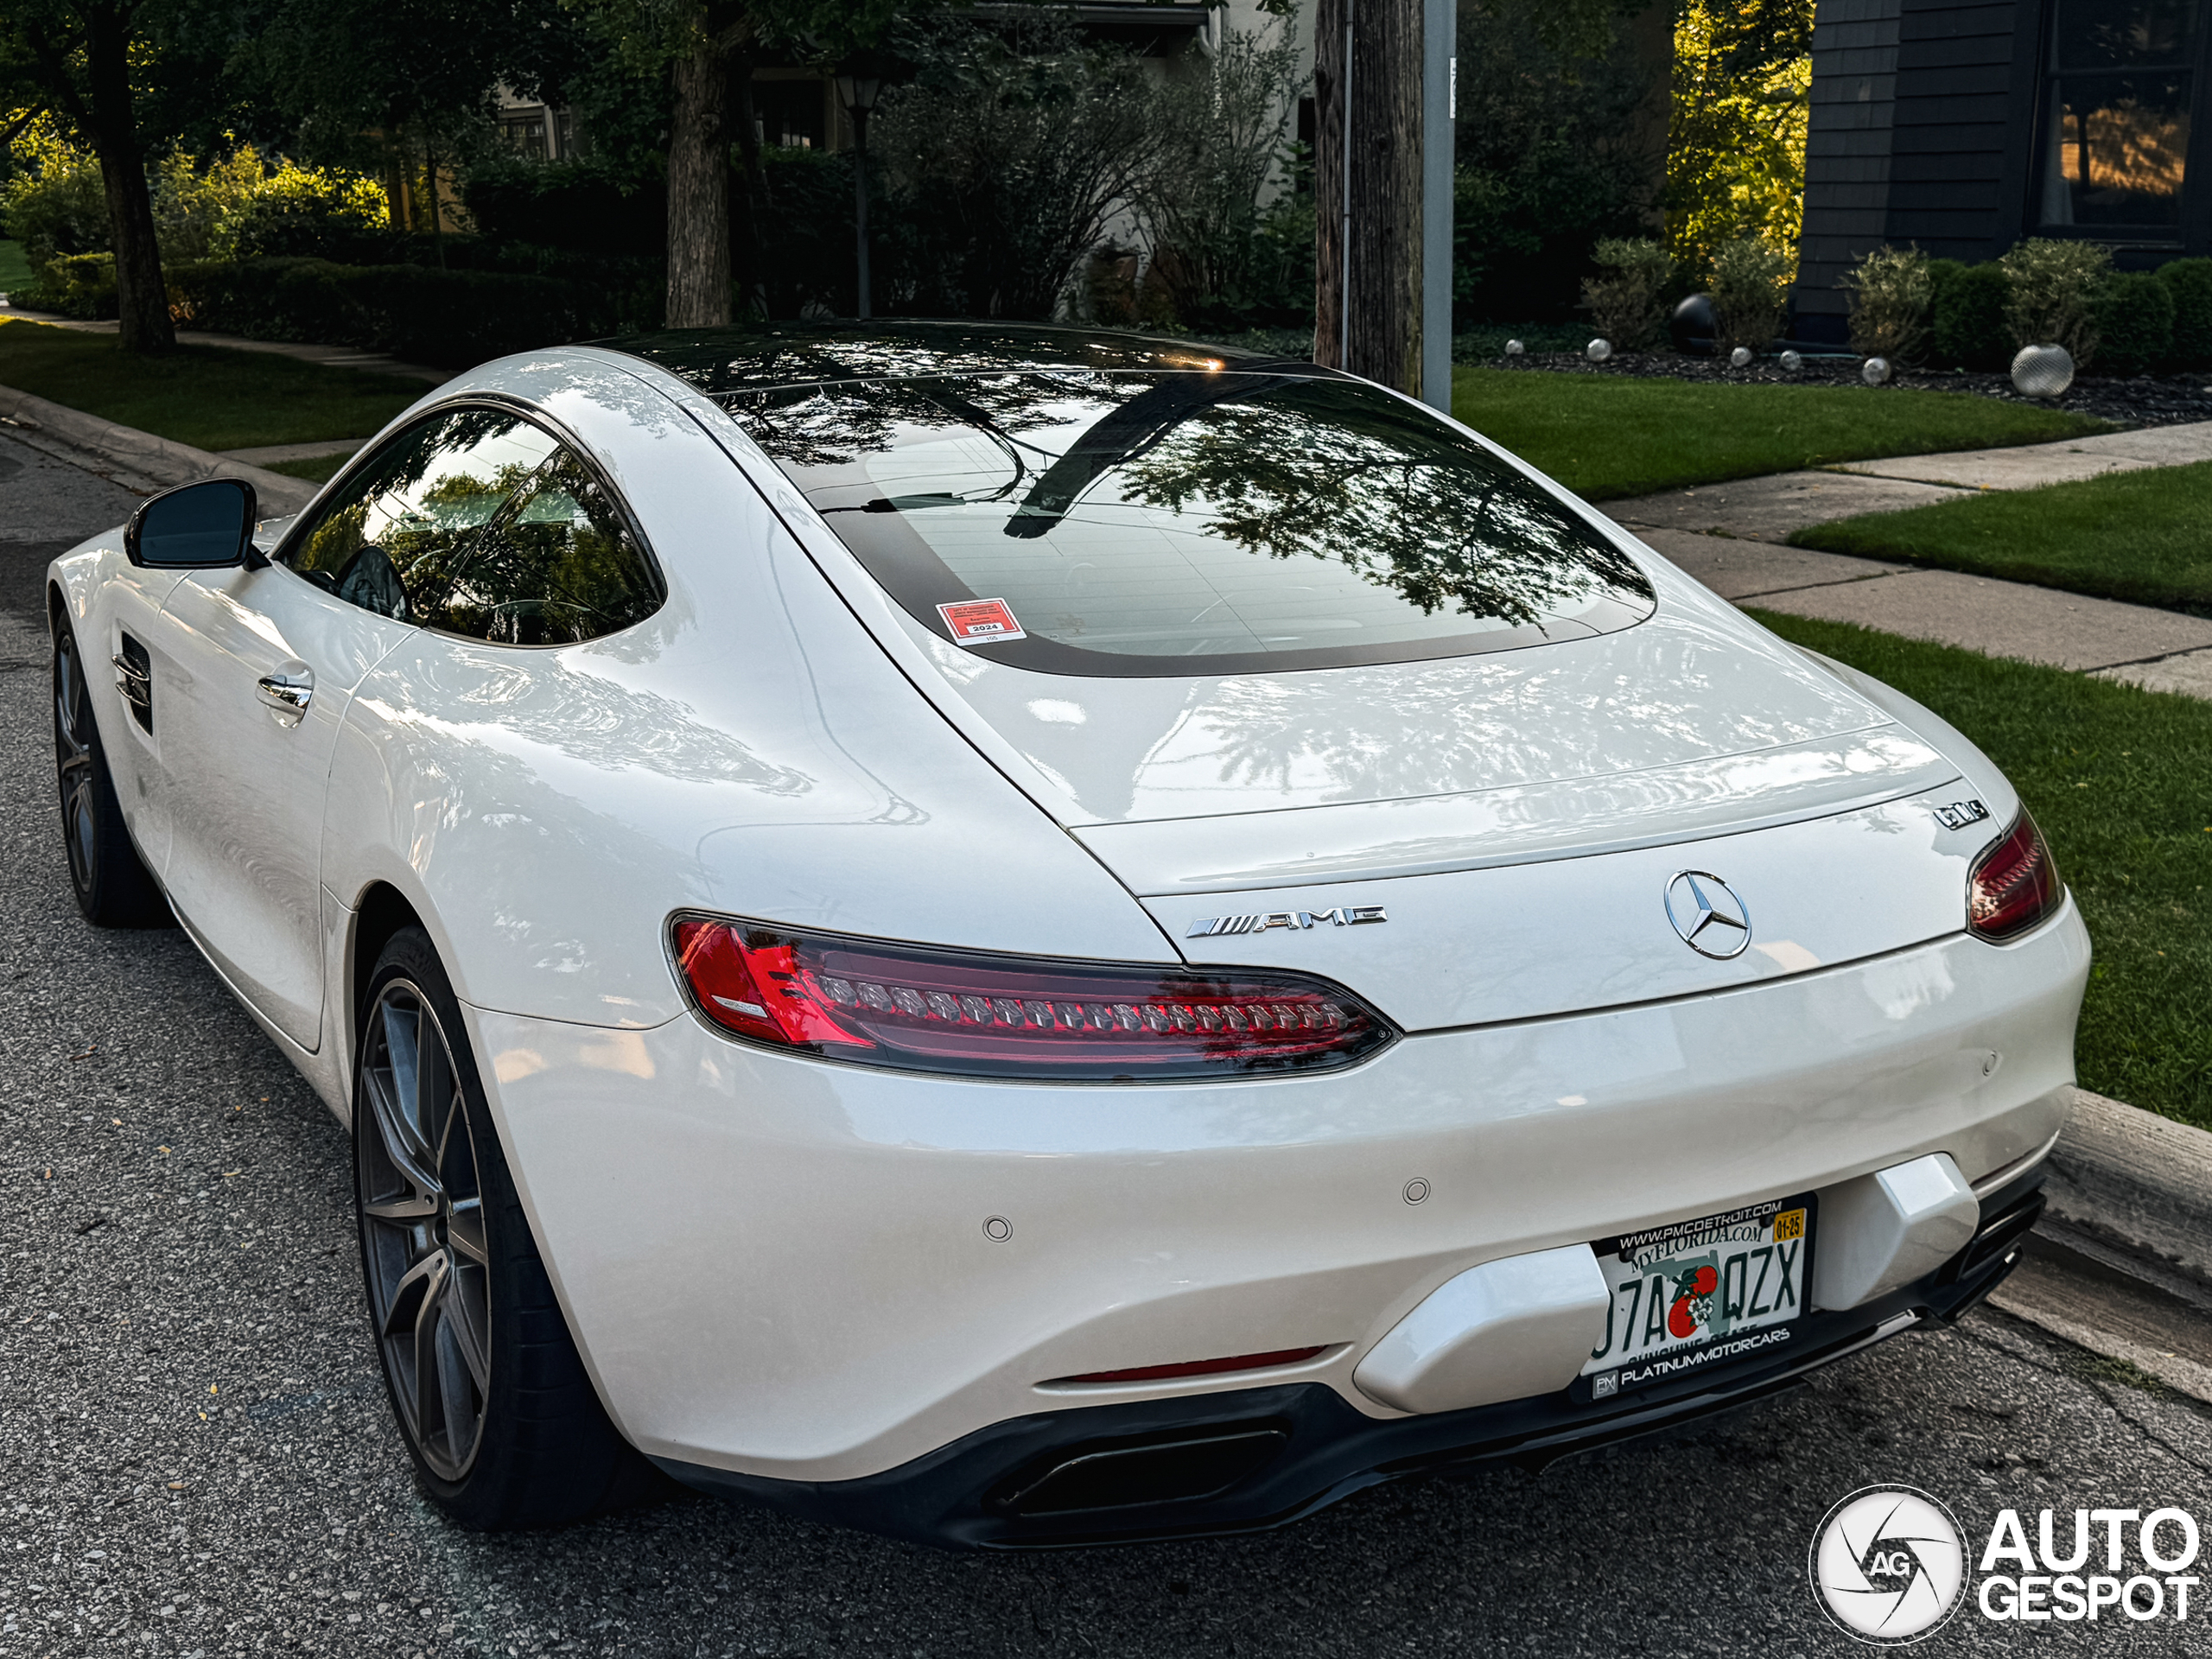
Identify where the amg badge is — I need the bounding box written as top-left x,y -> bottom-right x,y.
1187,906 -> 1388,938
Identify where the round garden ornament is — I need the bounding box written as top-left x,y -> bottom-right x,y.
1503,339 -> 1525,356
1586,338 -> 1612,363
1862,357 -> 1892,385
1728,346 -> 1754,369
2012,344 -> 2074,398
1779,350 -> 1802,372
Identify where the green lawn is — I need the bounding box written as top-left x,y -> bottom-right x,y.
0,317 -> 418,453
0,239 -> 32,293
258,452 -> 355,485
1452,367 -> 2110,501
1750,609 -> 2212,1131
1790,461 -> 2212,617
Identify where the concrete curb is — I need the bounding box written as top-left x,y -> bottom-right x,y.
2044,1086 -> 2212,1291
0,383 -> 321,516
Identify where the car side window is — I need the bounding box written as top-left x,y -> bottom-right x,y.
283,406 -> 662,645
423,448 -> 664,646
288,408 -> 557,622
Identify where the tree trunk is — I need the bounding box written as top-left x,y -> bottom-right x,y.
84,2 -> 173,354
667,43 -> 734,328
1313,0 -> 1421,392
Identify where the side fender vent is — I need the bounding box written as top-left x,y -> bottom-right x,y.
114,633 -> 153,733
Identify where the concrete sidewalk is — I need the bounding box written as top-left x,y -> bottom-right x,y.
1607,422 -> 2212,700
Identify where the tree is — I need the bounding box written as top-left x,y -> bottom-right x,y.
249,0 -> 579,256
1667,0 -> 1812,275
0,1 -> 247,353
872,13 -> 1167,321
562,0 -> 912,328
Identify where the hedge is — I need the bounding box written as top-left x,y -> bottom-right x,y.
167,257 -> 595,365
16,250 -> 660,367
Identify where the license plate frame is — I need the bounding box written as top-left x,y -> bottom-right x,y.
1574,1192 -> 1817,1405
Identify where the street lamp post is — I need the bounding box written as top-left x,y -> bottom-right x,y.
834,73 -> 881,321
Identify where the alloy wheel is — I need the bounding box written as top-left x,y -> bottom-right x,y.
357,980 -> 493,1481
53,628 -> 99,895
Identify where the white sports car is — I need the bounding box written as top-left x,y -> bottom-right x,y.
47,326 -> 2086,1545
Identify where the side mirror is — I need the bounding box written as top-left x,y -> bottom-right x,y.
124,478 -> 263,569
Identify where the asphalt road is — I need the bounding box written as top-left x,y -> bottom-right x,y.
3,428 -> 2209,1658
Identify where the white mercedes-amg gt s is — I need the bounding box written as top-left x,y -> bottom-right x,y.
47,326 -> 2086,1545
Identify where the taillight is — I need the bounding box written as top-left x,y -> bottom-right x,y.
670,916 -> 1393,1080
1967,810 -> 2062,942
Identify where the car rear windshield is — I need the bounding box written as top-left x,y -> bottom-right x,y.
720,368 -> 1656,677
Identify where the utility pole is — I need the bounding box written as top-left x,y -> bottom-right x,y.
1421,0 -> 1454,411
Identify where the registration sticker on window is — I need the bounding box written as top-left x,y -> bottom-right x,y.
1577,1193 -> 1815,1404
938,598 -> 1027,645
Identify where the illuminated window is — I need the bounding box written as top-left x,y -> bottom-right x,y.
2037,0 -> 2197,233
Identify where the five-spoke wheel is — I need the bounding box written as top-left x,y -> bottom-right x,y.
356,976 -> 493,1482
51,614 -> 168,926
352,926 -> 658,1528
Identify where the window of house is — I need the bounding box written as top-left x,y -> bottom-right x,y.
499,109 -> 551,162
2037,0 -> 2199,234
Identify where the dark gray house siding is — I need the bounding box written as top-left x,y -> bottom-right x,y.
1793,0 -> 2211,345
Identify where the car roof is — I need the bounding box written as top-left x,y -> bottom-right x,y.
595,321 -> 1343,398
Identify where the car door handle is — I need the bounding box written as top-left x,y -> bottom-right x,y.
256,669 -> 315,719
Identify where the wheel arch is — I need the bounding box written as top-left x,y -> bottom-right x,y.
349,880 -> 429,1037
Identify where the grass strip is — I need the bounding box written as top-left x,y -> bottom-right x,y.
0,317 -> 419,453
1790,461 -> 2212,617
1452,367 -> 2108,502
257,452 -> 353,485
1749,609 -> 2212,1131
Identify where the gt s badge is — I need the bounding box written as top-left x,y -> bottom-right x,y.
1932,798 -> 1990,830
1187,906 -> 1387,938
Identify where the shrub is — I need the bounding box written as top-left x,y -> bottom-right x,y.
1708,234 -> 1794,354
2,126 -> 107,263
2158,258 -> 2212,371
17,251 -> 117,317
463,156 -> 665,258
221,154 -> 391,260
1453,0 -> 1662,325
1842,245 -> 1934,364
1999,238 -> 2110,365
1580,238 -> 1674,350
1130,25 -> 1308,330
2091,270 -> 2175,377
874,15 -> 1167,320
1931,262 -> 2010,370
168,257 -> 584,366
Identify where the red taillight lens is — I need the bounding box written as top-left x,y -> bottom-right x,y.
671,917 -> 1393,1080
1967,810 -> 2062,942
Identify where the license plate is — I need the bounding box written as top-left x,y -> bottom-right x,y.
1578,1193 -> 1815,1402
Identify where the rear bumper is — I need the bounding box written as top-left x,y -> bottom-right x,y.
467,901 -> 2088,1495
659,1173 -> 2046,1548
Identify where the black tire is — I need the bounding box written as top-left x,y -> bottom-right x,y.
353,925 -> 665,1529
52,613 -> 171,928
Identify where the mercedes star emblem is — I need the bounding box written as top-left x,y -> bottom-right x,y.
1664,871 -> 1751,959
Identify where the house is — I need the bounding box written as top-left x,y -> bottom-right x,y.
1792,0 -> 2206,345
